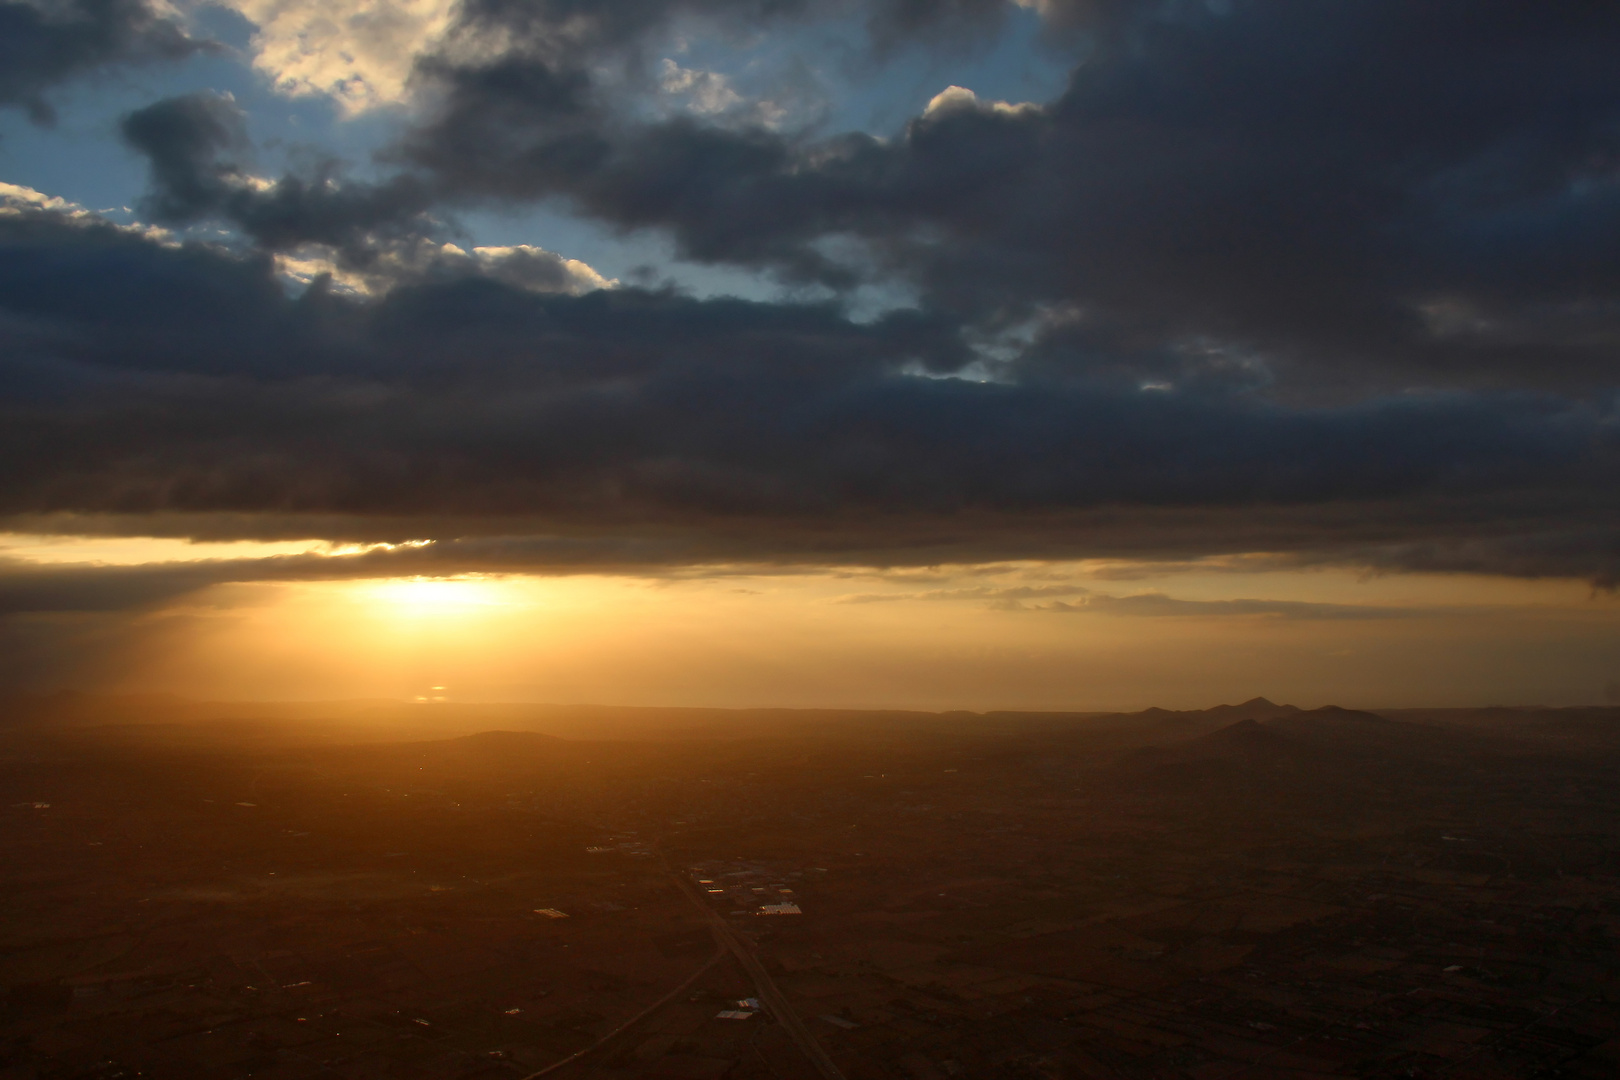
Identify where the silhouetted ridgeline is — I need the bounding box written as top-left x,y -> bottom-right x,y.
4,692 -> 1619,751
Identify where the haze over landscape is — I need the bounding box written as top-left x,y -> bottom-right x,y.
5,0 -> 1620,1077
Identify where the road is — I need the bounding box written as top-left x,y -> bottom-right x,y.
515,949 -> 724,1080
664,863 -> 848,1080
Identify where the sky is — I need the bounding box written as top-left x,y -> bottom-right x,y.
2,0 -> 1619,709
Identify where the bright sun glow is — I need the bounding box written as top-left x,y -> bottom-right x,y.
365,577 -> 511,615
22,563 -> 1620,709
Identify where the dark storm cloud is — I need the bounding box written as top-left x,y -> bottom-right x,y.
399,0 -> 1620,391
0,207 -> 1603,515
1328,532 -> 1620,593
0,0 -> 203,123
120,93 -> 437,263
1,202 -> 1618,586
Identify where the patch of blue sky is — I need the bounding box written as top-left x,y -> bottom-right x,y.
662,5 -> 1074,137
0,1 -> 1070,303
0,4 -> 405,219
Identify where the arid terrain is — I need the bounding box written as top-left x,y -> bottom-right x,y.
3,695 -> 1619,1079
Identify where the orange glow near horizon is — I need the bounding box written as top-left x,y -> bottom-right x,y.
21,557 -> 1613,712
4,533 -> 1617,709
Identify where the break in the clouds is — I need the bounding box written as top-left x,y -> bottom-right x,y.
3,0 -> 1620,600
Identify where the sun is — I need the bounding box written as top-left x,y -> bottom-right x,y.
365,576 -> 509,616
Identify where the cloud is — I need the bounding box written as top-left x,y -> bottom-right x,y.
0,0 -> 204,123
204,0 -> 1040,116
0,533 -> 700,613
217,0 -> 457,113
118,88 -> 617,298
654,58 -> 819,130
659,59 -> 745,116
1,181 -> 93,219
393,1 -> 1620,391
1038,593 -> 1418,620
829,583 -> 1423,618
1,196 -> 1618,586
272,240 -> 614,297
451,244 -> 615,293
1322,531 -> 1620,593
834,584 -> 1090,603
116,92 -> 614,293
2,180 -> 176,246
120,92 -> 439,265
0,557 -> 256,613
921,85 -> 1038,120
9,3 -> 1620,594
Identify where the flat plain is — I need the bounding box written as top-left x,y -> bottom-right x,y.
3,695 -> 1619,1079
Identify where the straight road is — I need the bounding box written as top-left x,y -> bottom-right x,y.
664,863 -> 848,1080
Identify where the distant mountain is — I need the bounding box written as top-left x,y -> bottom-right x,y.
1021,697 -> 1314,753
1134,705 -> 1411,759
1094,703 -> 1494,823
1205,696 -> 1302,722
8,693 -> 1612,757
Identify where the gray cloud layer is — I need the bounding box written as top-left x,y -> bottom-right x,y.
4,0 -> 1620,593
2,203 -> 1616,578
